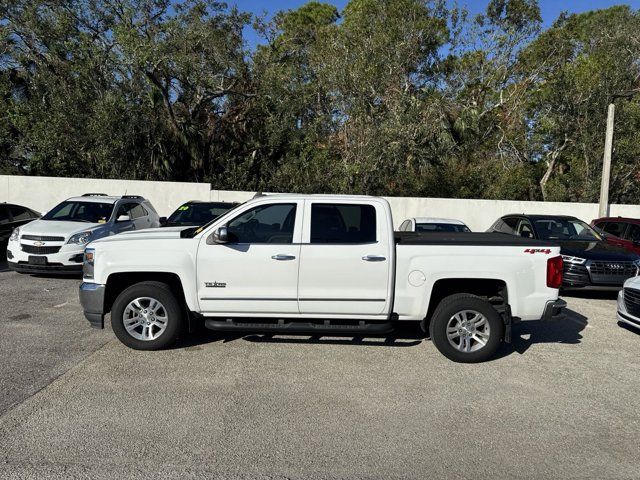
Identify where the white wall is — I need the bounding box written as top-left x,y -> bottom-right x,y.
2,174 -> 639,231
0,175 -> 211,218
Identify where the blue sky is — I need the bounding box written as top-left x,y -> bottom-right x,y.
232,0 -> 640,47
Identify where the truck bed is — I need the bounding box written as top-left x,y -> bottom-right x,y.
394,231 -> 556,247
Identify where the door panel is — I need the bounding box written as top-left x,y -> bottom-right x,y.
297,201 -> 391,315
197,202 -> 302,314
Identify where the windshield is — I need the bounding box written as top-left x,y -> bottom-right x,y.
168,203 -> 234,225
534,218 -> 602,241
42,201 -> 114,223
415,223 -> 470,233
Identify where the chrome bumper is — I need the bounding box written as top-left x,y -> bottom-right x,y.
79,282 -> 106,329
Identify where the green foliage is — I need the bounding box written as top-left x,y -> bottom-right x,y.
0,0 -> 639,204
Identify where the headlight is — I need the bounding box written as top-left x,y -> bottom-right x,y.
562,255 -> 586,265
67,231 -> 93,245
83,248 -> 95,279
9,227 -> 19,242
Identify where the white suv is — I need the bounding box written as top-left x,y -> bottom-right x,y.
7,194 -> 160,274
617,276 -> 640,330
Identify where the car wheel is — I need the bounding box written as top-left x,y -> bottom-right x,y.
429,293 -> 504,363
111,281 -> 183,350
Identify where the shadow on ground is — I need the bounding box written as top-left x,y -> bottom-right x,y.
494,308 -> 587,359
175,309 -> 588,359
0,260 -> 9,273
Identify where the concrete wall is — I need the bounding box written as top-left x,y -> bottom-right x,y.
2,174 -> 639,231
0,175 -> 211,218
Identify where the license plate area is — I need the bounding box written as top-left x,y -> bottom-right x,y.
28,256 -> 47,265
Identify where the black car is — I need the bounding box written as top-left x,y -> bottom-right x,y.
162,201 -> 238,227
1,203 -> 40,259
488,214 -> 640,289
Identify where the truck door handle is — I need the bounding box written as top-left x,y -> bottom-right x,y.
362,255 -> 386,262
271,254 -> 296,261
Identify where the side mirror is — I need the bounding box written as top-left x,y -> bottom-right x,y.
159,216 -> 167,226
116,214 -> 131,222
633,239 -> 640,247
212,226 -> 228,244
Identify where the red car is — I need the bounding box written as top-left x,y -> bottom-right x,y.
591,217 -> 640,255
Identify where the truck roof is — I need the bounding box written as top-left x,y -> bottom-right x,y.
249,193 -> 380,200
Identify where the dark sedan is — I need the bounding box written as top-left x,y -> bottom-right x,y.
1,203 -> 40,259
162,201 -> 238,227
488,214 -> 640,289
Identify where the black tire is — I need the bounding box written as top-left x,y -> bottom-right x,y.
429,293 -> 504,363
111,281 -> 184,350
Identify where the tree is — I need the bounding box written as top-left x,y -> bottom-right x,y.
523,6 -> 640,202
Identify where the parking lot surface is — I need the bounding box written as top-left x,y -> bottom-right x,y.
0,264 -> 639,479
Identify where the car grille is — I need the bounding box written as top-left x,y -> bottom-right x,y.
21,244 -> 61,254
21,235 -> 65,242
624,288 -> 640,318
589,261 -> 638,284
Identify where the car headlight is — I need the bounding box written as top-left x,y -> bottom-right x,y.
67,231 -> 93,245
562,255 -> 586,265
83,248 -> 95,279
9,227 -> 19,242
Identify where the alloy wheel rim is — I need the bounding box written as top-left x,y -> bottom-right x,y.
446,310 -> 490,353
123,297 -> 168,341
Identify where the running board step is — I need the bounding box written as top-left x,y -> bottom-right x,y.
204,319 -> 395,335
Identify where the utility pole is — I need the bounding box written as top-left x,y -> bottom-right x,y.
598,103 -> 615,218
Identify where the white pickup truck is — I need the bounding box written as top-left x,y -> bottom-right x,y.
79,194 -> 566,362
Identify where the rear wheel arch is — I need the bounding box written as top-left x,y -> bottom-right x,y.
423,278 -> 509,331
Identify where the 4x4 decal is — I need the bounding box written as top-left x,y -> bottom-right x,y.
524,248 -> 552,255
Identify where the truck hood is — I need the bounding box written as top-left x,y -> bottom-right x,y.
559,240 -> 639,261
93,227 -> 189,243
18,219 -> 102,239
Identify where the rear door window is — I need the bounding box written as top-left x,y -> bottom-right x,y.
601,221 -> 627,239
310,204 -> 376,244
625,224 -> 640,242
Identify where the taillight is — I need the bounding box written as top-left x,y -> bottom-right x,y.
547,256 -> 563,289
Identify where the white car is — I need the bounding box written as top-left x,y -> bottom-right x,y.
79,194 -> 566,363
617,276 -> 640,330
398,217 -> 471,233
7,194 -> 160,274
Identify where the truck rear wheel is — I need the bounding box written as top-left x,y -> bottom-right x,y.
111,281 -> 184,350
429,294 -> 504,363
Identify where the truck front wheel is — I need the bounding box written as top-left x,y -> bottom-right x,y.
429,294 -> 504,363
111,281 -> 184,350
